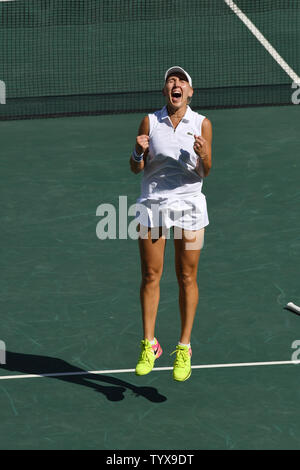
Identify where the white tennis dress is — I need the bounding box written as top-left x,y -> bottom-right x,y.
135,105 -> 209,230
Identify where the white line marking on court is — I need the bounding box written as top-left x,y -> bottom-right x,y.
224,0 -> 300,84
0,360 -> 300,381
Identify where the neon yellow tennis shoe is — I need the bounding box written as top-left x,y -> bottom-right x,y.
171,345 -> 192,382
135,338 -> 163,376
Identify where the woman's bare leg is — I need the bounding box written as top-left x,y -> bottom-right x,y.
173,227 -> 204,344
138,224 -> 167,341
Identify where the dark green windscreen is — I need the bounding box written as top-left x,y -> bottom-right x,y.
0,0 -> 299,119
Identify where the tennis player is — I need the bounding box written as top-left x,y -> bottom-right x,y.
130,66 -> 212,381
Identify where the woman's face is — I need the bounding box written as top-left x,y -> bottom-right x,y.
163,72 -> 193,110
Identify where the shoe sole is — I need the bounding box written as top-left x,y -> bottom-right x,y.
173,369 -> 192,382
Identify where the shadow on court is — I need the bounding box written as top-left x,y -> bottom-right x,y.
2,352 -> 167,403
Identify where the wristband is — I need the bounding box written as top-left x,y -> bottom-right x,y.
132,148 -> 144,162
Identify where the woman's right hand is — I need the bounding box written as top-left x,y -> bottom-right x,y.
136,134 -> 149,155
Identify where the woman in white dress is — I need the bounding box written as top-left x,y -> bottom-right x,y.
130,66 -> 212,381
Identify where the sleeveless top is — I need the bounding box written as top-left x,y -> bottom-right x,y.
135,105 -> 209,230
137,105 -> 206,203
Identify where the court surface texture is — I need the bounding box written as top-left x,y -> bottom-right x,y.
1,104 -> 300,449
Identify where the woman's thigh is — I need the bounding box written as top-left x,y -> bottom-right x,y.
138,224 -> 167,278
173,227 -> 204,279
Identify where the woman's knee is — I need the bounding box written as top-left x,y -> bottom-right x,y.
176,271 -> 197,288
141,267 -> 162,285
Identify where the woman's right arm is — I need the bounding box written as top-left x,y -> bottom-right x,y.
129,115 -> 150,174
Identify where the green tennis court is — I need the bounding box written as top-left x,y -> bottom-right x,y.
1,105 -> 300,450
1,0 -> 300,451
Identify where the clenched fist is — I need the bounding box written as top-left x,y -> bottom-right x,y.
136,134 -> 150,155
193,135 -> 209,162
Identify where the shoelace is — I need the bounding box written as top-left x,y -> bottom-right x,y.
170,347 -> 189,367
139,343 -> 154,364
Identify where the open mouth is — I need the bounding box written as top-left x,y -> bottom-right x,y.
171,90 -> 182,102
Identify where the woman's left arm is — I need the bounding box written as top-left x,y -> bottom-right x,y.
194,118 -> 212,177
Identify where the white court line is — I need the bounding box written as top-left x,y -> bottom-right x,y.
224,0 -> 300,84
0,360 -> 300,381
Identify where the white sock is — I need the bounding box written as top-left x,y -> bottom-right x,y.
178,342 -> 191,349
149,338 -> 156,345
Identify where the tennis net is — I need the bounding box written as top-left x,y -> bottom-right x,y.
0,0 -> 299,120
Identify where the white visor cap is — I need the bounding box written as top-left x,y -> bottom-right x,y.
164,66 -> 192,87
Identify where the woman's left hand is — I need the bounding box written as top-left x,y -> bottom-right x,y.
193,135 -> 209,162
